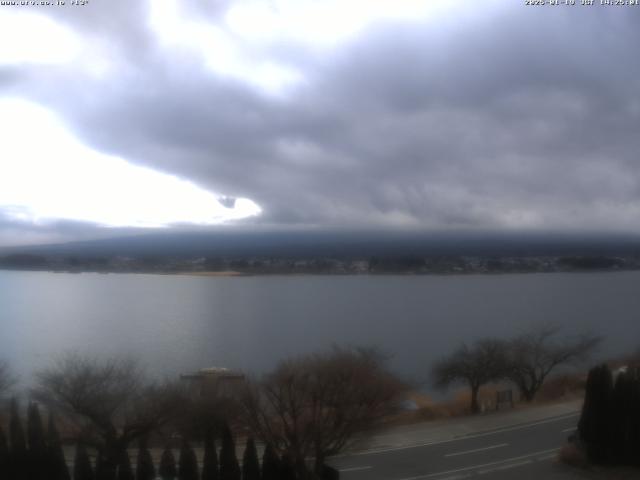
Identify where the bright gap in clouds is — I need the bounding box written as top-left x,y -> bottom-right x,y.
149,0 -> 304,96
0,99 -> 261,228
224,0 -> 452,46
0,12 -> 79,65
148,0 -> 454,96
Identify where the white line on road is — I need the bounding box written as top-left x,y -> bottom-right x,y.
444,443 -> 508,458
393,447 -> 560,480
561,427 -> 577,433
342,412 -> 578,457
476,459 -> 533,475
339,466 -> 372,472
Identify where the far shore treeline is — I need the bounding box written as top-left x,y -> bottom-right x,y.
0,251 -> 637,276
3,230 -> 640,275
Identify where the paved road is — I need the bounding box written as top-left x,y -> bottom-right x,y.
329,411 -> 582,480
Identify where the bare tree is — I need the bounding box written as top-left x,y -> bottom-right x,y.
432,339 -> 509,414
32,353 -> 183,480
242,347 -> 406,478
506,325 -> 601,402
0,360 -> 15,397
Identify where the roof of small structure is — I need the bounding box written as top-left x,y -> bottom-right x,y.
180,366 -> 244,380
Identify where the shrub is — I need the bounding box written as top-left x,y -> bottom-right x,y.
73,443 -> 94,480
201,432 -> 219,480
116,450 -> 134,480
219,424 -> 240,480
136,439 -> 156,480
260,444 -> 281,480
558,443 -> 588,469
241,437 -> 260,480
578,364 -> 613,464
47,413 -> 71,480
179,440 -> 199,480
159,447 -> 178,480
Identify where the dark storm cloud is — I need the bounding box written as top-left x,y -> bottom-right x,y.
4,1 -> 640,243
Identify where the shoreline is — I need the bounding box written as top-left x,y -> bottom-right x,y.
1,267 -> 639,277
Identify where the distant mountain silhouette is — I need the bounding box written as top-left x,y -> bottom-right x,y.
3,229 -> 640,259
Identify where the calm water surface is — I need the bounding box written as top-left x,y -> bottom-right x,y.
1,270 -> 639,387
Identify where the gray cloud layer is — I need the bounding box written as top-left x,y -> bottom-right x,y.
2,1 -> 640,244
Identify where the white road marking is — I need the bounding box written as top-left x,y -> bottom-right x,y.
393,447 -> 560,480
561,427 -> 577,433
339,466 -> 372,472
444,443 -> 508,458
477,459 -> 532,474
341,412 -> 579,457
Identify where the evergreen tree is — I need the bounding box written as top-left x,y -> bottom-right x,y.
610,372 -> 630,464
116,449 -> 135,480
9,398 -> 27,480
260,444 -> 281,480
279,452 -> 297,480
96,450 -> 117,480
0,425 -> 9,479
241,437 -> 260,480
73,443 -> 95,480
201,431 -> 219,480
219,424 -> 240,480
136,438 -> 156,480
27,402 -> 48,480
47,413 -> 71,480
159,447 -> 178,480
179,439 -> 199,480
578,364 -> 613,464
320,464 -> 340,480
629,369 -> 640,466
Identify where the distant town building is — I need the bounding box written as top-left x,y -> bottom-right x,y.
180,367 -> 246,399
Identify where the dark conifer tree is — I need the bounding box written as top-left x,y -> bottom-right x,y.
260,444 -> 281,480
9,398 -> 27,480
578,364 -> 613,464
179,439 -> 199,480
219,423 -> 240,480
320,464 -> 340,480
201,431 -> 219,480
116,449 -> 135,480
610,372 -> 631,464
96,450 -> 117,480
242,437 -> 260,480
27,402 -> 48,480
0,425 -> 9,479
136,438 -> 156,480
629,369 -> 640,466
73,443 -> 95,480
47,412 -> 71,480
159,447 -> 178,480
279,452 -> 297,480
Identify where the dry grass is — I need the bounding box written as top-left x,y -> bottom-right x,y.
535,373 -> 586,403
382,375 -> 587,428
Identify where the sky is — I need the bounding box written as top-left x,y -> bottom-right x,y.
1,0 -> 639,246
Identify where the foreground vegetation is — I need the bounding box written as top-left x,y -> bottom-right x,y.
432,325 -> 600,413
0,348 -> 404,479
0,326 -> 613,479
573,363 -> 640,467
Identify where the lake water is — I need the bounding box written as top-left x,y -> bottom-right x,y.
1,270 -> 639,389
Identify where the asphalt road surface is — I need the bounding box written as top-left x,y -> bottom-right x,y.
329,412 -> 583,480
